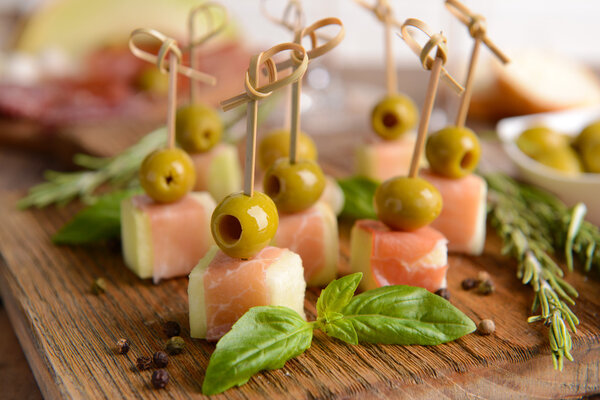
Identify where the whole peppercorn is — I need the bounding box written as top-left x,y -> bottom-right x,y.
166,336 -> 185,355
477,319 -> 495,335
435,288 -> 451,300
136,356 -> 152,371
163,321 -> 181,338
151,369 -> 169,389
477,279 -> 495,295
116,338 -> 130,355
153,351 -> 169,368
461,278 -> 478,290
90,278 -> 106,295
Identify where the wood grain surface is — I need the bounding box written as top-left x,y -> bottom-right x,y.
0,185 -> 599,399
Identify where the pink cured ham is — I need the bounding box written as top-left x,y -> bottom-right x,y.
274,202 -> 339,287
421,170 -> 487,255
121,193 -> 215,283
350,220 -> 449,292
355,134 -> 418,181
190,142 -> 242,202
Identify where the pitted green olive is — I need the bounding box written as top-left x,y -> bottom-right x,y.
136,66 -> 169,95
374,177 -> 442,231
258,129 -> 317,170
263,158 -> 325,213
425,126 -> 481,178
371,94 -> 418,140
139,148 -> 196,203
211,191 -> 279,259
516,126 -> 569,159
176,104 -> 223,153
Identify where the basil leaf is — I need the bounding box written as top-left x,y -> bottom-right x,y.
52,189 -> 139,245
342,285 -> 476,345
323,317 -> 358,345
316,272 -> 362,317
337,176 -> 378,220
202,306 -> 313,396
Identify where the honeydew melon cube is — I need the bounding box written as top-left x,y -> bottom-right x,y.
191,143 -> 242,202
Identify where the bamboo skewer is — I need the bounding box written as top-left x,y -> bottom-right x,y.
245,57 -> 261,196
400,19 -> 464,178
445,0 -> 510,128
167,53 -> 178,149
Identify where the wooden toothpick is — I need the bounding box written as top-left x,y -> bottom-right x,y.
129,29 -> 217,150
445,0 -> 510,128
188,2 -> 228,104
220,43 -> 309,196
400,19 -> 464,178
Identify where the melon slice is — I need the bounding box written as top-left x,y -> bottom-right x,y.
421,170 -> 487,255
191,143 -> 242,202
350,219 -> 448,292
121,192 -> 216,283
355,133 -> 423,182
273,202 -> 339,287
188,246 -> 306,340
320,175 -> 345,216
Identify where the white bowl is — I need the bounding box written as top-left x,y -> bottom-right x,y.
496,107 -> 600,225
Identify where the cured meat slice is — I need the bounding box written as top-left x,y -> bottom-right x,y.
190,142 -> 242,202
421,170 -> 487,255
273,202 -> 339,287
355,134 -> 423,182
350,219 -> 448,292
121,192 -> 216,283
188,246 -> 306,340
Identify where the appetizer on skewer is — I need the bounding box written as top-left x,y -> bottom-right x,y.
350,20 -> 464,292
177,4 -> 242,202
423,0 -> 510,255
262,17 -> 345,287
353,0 -> 420,182
122,29 -> 219,283
189,43 -> 309,340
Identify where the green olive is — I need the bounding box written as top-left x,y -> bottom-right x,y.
211,191 -> 279,259
136,66 -> 168,95
534,147 -> 583,176
581,143 -> 600,173
139,148 -> 196,203
263,158 -> 325,213
175,104 -> 223,153
574,121 -> 600,150
258,129 -> 317,170
516,126 -> 569,159
425,126 -> 481,178
374,177 -> 442,231
371,94 -> 418,140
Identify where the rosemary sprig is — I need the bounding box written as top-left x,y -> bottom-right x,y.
484,173 -> 600,370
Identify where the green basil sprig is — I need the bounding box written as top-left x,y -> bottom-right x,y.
202,273 -> 475,395
337,176 -> 379,220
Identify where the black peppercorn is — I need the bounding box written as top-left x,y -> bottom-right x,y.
476,279 -> 495,295
461,278 -> 478,290
151,369 -> 169,389
435,288 -> 451,300
153,351 -> 169,368
163,321 -> 181,338
136,356 -> 152,371
116,338 -> 130,354
165,336 -> 185,355
477,319 -> 495,335
90,278 -> 106,295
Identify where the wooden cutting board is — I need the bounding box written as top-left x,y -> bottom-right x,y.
0,187 -> 599,399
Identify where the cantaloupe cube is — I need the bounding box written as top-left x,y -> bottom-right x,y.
350,219 -> 448,292
121,192 -> 216,283
273,202 -> 339,287
188,246 -> 306,340
190,143 -> 242,202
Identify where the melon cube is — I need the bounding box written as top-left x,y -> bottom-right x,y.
188,246 -> 306,340
350,219 -> 449,292
120,192 -> 216,283
273,202 -> 339,287
355,134 -> 423,182
191,142 -> 242,202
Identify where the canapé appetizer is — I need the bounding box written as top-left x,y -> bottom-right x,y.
189,42 -> 309,340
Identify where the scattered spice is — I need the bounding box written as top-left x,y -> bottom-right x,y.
163,321 -> 181,338
477,319 -> 495,335
434,288 -> 450,300
476,279 -> 495,295
166,336 -> 185,355
461,278 -> 478,290
116,338 -> 130,354
477,271 -> 491,282
153,351 -> 169,368
151,369 -> 169,389
136,356 -> 152,371
90,278 -> 106,295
